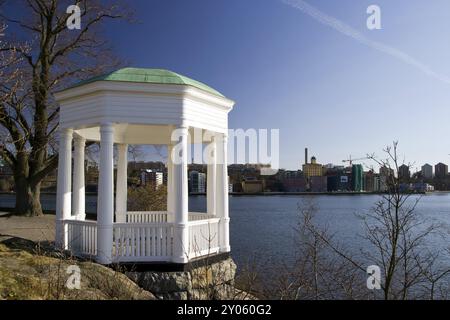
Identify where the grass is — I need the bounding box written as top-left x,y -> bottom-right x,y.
0,237 -> 155,300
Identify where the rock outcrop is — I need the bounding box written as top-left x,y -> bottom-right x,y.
0,236 -> 155,300
0,235 -> 252,300
126,257 -> 240,300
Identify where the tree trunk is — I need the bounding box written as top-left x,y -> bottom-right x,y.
14,176 -> 43,217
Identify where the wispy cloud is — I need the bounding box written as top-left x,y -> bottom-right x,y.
283,0 -> 450,85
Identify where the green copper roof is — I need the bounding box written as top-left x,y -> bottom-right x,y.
70,68 -> 224,97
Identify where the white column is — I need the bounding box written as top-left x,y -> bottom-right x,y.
167,143 -> 175,223
115,143 -> 128,223
216,133 -> 230,252
172,125 -> 189,263
207,137 -> 217,216
73,135 -> 86,221
97,123 -> 114,264
55,128 -> 73,249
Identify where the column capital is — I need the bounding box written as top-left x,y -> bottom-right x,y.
100,122 -> 114,133
60,127 -> 73,137
176,125 -> 189,134
170,125 -> 189,145
208,134 -> 217,143
74,134 -> 86,145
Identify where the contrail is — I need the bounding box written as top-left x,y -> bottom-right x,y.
283,0 -> 450,85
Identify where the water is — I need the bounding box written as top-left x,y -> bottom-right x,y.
1,193 -> 450,272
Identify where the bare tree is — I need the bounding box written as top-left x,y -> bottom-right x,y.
264,198 -> 368,300
261,143 -> 450,300
0,0 -> 131,216
361,142 -> 449,299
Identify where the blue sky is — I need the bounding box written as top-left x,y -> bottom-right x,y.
102,0 -> 450,171
6,0 -> 450,171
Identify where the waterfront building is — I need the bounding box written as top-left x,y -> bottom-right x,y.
379,166 -> 394,177
421,163 -> 433,179
352,164 -> 364,192
228,163 -> 264,183
129,160 -> 166,173
0,159 -> 12,174
326,165 -> 352,192
413,182 -> 435,192
189,170 -> 206,193
379,166 -> 394,191
310,176 -> 327,192
241,178 -> 264,193
399,164 -> 411,181
327,175 -> 348,192
373,175 -> 381,192
279,170 -> 303,179
0,159 -> 13,192
281,175 -> 307,192
141,169 -> 164,189
435,162 -> 448,179
303,156 -> 323,178
54,68 -> 234,265
364,170 -> 376,192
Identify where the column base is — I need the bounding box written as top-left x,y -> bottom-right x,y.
172,223 -> 189,263
96,256 -> 113,265
220,246 -> 231,253
97,224 -> 113,265
171,255 -> 190,264
74,213 -> 86,221
115,212 -> 127,223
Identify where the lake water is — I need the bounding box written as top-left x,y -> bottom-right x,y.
1,193 -> 450,273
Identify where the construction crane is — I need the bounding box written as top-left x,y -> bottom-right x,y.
342,155 -> 370,167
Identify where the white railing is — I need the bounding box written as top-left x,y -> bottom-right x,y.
112,223 -> 174,262
66,219 -> 97,257
126,211 -> 215,223
126,211 -> 168,223
188,218 -> 221,259
188,212 -> 216,221
64,213 -> 221,262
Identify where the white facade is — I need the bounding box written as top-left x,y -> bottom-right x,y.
189,171 -> 206,193
141,170 -> 164,188
54,70 -> 234,264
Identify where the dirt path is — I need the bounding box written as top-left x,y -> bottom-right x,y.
0,213 -> 55,243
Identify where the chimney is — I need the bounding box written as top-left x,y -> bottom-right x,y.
305,148 -> 308,164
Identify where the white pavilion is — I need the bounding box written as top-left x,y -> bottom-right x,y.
54,68 -> 234,265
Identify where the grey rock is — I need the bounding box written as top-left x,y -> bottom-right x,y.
126,257 -> 239,300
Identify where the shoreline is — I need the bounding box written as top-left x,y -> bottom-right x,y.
2,191 -> 449,197
192,191 -> 446,196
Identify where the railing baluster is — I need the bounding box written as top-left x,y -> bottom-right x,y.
151,226 -> 155,256
162,226 -> 167,257
126,227 -> 130,257
137,227 -> 141,257
146,227 -> 150,257
141,227 -> 145,257
158,226 -> 162,256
